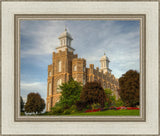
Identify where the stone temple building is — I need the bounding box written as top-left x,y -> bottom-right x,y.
46,29 -> 119,111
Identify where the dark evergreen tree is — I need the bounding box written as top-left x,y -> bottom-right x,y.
80,81 -> 106,108
119,70 -> 139,107
20,96 -> 24,112
25,93 -> 45,114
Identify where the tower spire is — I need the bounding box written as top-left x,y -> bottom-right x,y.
56,28 -> 75,52
100,52 -> 111,73
65,25 -> 67,31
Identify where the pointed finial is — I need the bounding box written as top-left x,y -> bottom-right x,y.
65,25 -> 67,31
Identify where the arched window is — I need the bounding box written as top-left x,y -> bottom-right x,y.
83,67 -> 85,72
57,79 -> 62,93
68,39 -> 70,46
49,71 -> 51,76
83,78 -> 86,85
73,65 -> 77,71
48,83 -> 52,95
58,61 -> 62,72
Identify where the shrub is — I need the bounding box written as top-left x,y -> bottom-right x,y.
115,99 -> 124,107
109,106 -> 117,110
63,109 -> 71,115
51,106 -> 64,115
75,101 -> 87,111
91,103 -> 101,110
69,105 -> 77,113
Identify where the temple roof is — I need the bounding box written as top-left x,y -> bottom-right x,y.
100,53 -> 109,61
58,28 -> 73,40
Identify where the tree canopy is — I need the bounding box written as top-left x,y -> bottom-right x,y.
20,96 -> 24,112
80,81 -> 106,108
104,88 -> 116,107
119,70 -> 139,107
25,93 -> 45,114
58,78 -> 83,109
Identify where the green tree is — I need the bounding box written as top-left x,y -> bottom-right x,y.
20,96 -> 24,112
59,78 -> 83,109
119,70 -> 139,107
104,88 -> 116,108
80,81 -> 106,108
25,93 -> 45,114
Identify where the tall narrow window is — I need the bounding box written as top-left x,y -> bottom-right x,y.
49,83 -> 51,95
73,65 -> 77,71
57,79 -> 62,93
83,78 -> 86,85
83,67 -> 85,72
61,40 -> 62,46
49,71 -> 51,76
68,39 -> 70,46
58,61 -> 62,72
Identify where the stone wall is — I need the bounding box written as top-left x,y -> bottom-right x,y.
46,49 -> 119,112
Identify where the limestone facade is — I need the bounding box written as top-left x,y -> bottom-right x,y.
46,29 -> 119,112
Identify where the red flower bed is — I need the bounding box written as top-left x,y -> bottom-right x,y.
126,107 -> 139,110
85,108 -> 101,113
116,106 -> 139,110
116,106 -> 127,110
85,107 -> 139,112
116,107 -> 121,110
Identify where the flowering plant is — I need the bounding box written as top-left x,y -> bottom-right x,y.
85,108 -> 101,113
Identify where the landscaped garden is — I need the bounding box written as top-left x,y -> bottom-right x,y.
21,70 -> 140,116
42,108 -> 139,116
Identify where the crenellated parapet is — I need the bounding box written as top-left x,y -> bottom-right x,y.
52,48 -> 77,60
86,63 -> 119,92
72,57 -> 87,84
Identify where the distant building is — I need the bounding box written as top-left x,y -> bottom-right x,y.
46,29 -> 119,111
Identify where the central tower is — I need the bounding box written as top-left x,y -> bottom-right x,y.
46,29 -> 78,111
56,28 -> 75,52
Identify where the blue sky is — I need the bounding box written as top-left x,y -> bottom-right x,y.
20,20 -> 140,103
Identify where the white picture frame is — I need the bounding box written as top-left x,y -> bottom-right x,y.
1,0 -> 159,135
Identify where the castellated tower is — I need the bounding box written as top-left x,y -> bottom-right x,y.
46,29 -> 119,112
72,58 -> 87,85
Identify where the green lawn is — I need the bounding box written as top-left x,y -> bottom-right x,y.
68,110 -> 139,116
39,109 -> 139,116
